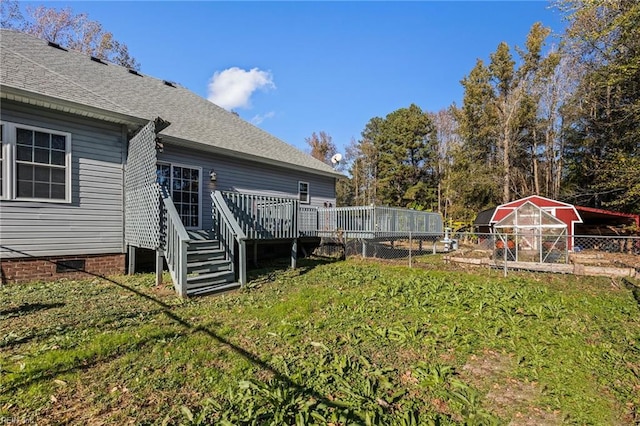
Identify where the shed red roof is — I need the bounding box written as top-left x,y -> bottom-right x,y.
490,196 -> 582,225
575,206 -> 640,228
496,195 -> 574,209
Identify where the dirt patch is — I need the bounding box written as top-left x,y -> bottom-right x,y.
150,282 -> 177,297
509,407 -> 563,426
462,349 -> 511,382
462,349 -> 560,426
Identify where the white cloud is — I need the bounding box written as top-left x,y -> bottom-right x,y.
207,67 -> 275,110
251,111 -> 276,125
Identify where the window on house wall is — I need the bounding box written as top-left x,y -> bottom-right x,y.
0,121 -> 71,202
157,163 -> 201,228
298,181 -> 310,204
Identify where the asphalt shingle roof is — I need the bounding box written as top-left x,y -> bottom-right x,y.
0,29 -> 341,177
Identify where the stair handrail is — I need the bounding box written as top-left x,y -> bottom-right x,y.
211,191 -> 248,286
160,186 -> 191,296
220,191 -> 299,239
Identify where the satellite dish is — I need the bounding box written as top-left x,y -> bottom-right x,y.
331,153 -> 343,165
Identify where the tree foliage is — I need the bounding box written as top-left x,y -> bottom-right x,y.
370,104 -> 437,208
336,4 -> 638,223
450,22 -> 559,218
1,0 -> 139,69
304,131 -> 354,206
559,0 -> 640,212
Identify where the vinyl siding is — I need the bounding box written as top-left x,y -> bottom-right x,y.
0,101 -> 126,258
158,144 -> 337,231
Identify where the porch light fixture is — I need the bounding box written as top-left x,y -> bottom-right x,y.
155,136 -> 164,153
209,170 -> 217,182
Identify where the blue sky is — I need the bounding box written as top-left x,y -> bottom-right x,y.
24,1 -> 566,155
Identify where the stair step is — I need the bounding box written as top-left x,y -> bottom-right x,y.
188,240 -> 221,250
187,270 -> 235,289
187,281 -> 241,297
186,230 -> 217,241
187,248 -> 226,262
187,259 -> 232,274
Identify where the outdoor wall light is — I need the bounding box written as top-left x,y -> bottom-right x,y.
155,136 -> 164,153
209,170 -> 217,182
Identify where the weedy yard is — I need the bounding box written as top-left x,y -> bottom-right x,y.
1,258 -> 639,425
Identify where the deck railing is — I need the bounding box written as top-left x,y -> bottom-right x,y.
299,206 -> 320,236
160,187 -> 191,296
211,191 -> 248,286
300,205 -> 443,238
220,191 -> 299,240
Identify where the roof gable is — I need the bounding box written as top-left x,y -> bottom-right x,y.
490,195 -> 582,224
498,195 -> 573,209
494,201 -> 567,229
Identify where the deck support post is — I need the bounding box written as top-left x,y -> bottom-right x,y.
253,242 -> 258,268
239,240 -> 247,286
291,238 -> 298,269
362,240 -> 366,258
155,249 -> 163,286
128,245 -> 136,275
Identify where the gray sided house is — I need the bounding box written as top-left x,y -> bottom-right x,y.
0,29 -> 340,293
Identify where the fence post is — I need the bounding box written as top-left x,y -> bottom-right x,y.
409,231 -> 413,268
503,234 -> 508,277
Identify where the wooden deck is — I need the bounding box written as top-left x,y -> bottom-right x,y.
156,190 -> 446,296
299,205 -> 443,239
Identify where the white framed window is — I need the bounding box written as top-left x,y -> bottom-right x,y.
298,181 -> 310,204
157,162 -> 202,229
0,122 -> 72,202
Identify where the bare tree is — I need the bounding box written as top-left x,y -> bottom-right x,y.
346,136 -> 378,207
430,108 -> 460,219
1,0 -> 139,69
306,131 -> 337,165
536,52 -> 581,199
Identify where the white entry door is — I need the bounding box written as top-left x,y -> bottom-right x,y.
157,163 -> 201,229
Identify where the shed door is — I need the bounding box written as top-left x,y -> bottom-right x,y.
157,163 -> 201,229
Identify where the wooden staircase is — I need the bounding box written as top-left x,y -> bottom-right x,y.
185,230 -> 238,296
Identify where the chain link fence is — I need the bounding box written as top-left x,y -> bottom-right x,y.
312,232 -> 639,274
314,234 -> 453,267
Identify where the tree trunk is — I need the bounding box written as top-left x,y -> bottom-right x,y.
533,127 -> 540,195
503,128 -> 510,203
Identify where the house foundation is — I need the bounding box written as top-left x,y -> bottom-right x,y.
0,254 -> 125,284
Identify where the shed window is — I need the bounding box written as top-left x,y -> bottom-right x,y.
0,122 -> 71,202
298,181 -> 310,204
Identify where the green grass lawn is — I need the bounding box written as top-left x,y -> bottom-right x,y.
1,257 -> 639,425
